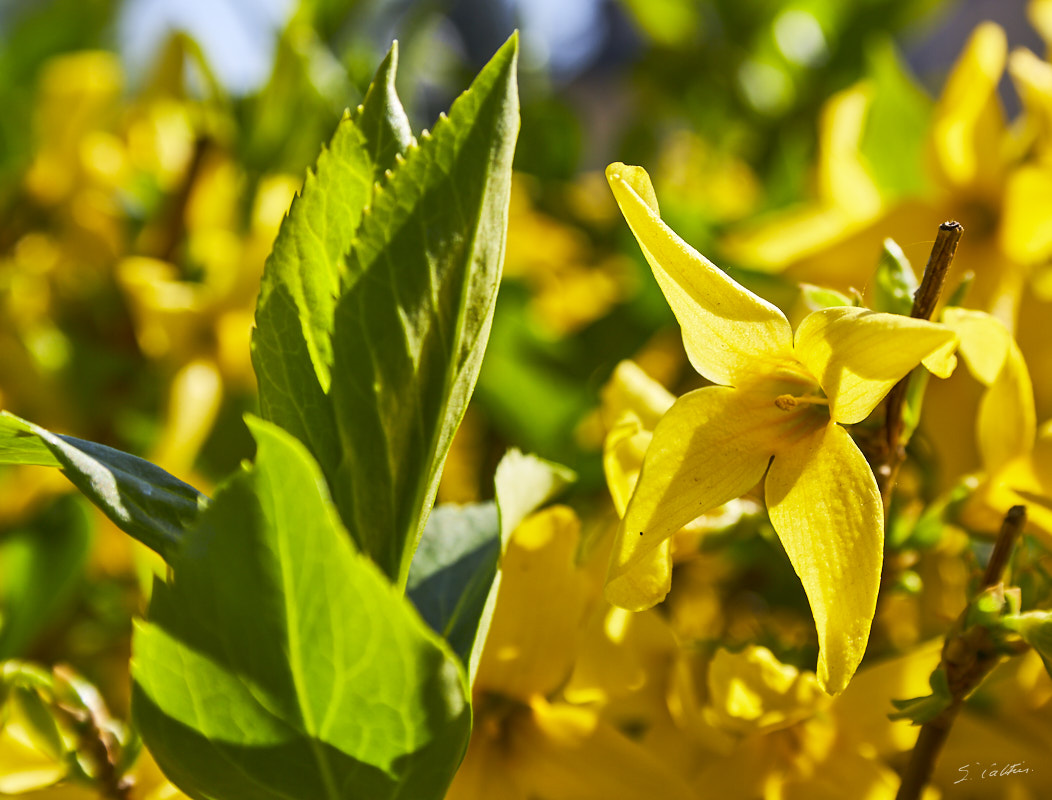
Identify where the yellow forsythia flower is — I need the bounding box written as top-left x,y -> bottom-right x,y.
605,162 -> 958,693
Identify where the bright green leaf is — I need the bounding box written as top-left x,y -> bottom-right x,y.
901,368 -> 930,442
966,584 -> 1009,628
1003,610 -> 1052,677
329,34 -> 519,586
0,414 -> 60,467
133,417 -> 471,800
0,412 -> 205,562
251,41 -> 412,480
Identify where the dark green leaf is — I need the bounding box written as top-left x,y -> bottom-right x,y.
329,34 -> 519,585
0,413 -> 205,562
407,502 -> 500,667
251,42 -> 412,480
407,447 -> 574,684
133,417 -> 470,800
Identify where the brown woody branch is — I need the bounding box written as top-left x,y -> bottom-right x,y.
894,505 -> 1027,800
876,221 -> 963,505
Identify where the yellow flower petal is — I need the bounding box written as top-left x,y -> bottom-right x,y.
722,205 -> 866,273
601,361 -> 676,517
511,698 -> 700,800
606,162 -> 793,386
477,506 -> 595,699
1000,164 -> 1052,264
817,85 -> 881,218
766,422 -> 883,694
606,384 -> 817,610
603,417 -> 651,518
706,646 -> 827,735
929,22 -> 1007,190
599,359 -> 675,432
1032,0 -> 1052,45
720,84 -> 881,273
1008,46 -> 1052,127
794,307 -> 958,425
943,307 -> 1035,473
978,346 -> 1034,474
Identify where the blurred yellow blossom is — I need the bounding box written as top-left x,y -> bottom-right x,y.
934,308 -> 1052,539
448,505 -> 700,800
725,23 -> 1052,334
504,176 -> 635,335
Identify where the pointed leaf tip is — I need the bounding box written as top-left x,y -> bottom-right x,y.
329,32 -> 520,584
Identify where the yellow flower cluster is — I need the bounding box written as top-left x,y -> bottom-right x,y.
449,13 -> 1052,799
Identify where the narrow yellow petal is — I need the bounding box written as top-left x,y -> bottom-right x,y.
603,417 -> 651,517
979,345 -> 1035,473
722,205 -> 866,273
1009,47 -> 1052,136
766,423 -> 883,694
794,307 -> 958,425
943,307 -> 1036,472
606,162 -> 793,386
817,85 -> 881,218
1032,0 -> 1052,45
606,384 -> 813,610
929,22 -> 1007,189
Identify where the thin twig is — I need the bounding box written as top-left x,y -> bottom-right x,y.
895,505 -> 1027,800
982,505 -> 1026,587
877,221 -> 964,504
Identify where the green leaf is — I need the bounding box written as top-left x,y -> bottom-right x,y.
251,41 -> 412,480
0,413 -> 205,562
0,495 -> 92,659
133,417 -> 470,800
0,414 -> 61,466
872,238 -> 918,317
965,584 -> 1009,628
329,34 -> 519,586
1003,610 -> 1052,677
407,502 -> 500,668
901,368 -> 930,443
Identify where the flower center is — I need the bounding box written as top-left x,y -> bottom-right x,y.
774,393 -> 830,411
